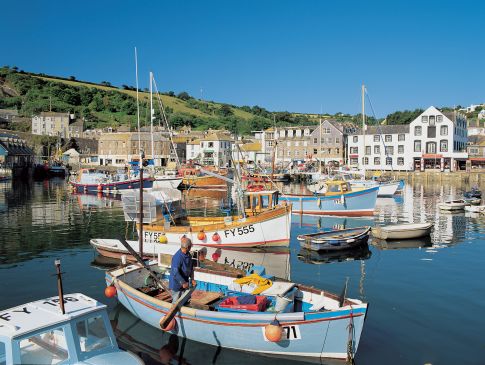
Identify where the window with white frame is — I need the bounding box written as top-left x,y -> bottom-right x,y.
398,145 -> 404,154
440,125 -> 448,135
365,146 -> 371,155
363,157 -> 369,165
374,157 -> 381,165
350,147 -> 358,154
386,157 -> 392,165
373,135 -> 379,142
414,140 -> 421,152
440,140 -> 448,152
385,146 -> 394,155
429,115 -> 436,126
397,157 -> 404,165
422,116 -> 428,123
353,136 -> 358,143
398,134 -> 405,141
295,130 -> 301,137
313,138 -> 318,144
304,129 -> 310,136
414,126 -> 422,136
385,135 -> 392,142
374,145 -> 380,154
437,115 -> 443,123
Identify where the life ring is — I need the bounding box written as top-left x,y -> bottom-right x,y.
247,184 -> 264,192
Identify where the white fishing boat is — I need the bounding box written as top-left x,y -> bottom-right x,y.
0,260 -> 142,365
438,200 -> 467,211
371,222 -> 434,240
152,175 -> 182,189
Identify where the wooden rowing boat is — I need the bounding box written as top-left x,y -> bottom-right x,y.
297,227 -> 371,251
371,222 -> 434,240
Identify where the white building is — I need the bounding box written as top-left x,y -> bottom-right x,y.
347,106 -> 468,172
347,125 -> 411,171
186,139 -> 201,162
32,112 -> 74,138
199,132 -> 233,167
232,141 -> 265,166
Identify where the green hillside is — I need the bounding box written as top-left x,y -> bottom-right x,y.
0,66 -> 316,135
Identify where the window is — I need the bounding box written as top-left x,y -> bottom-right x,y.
304,128 -> 310,136
437,115 -> 443,123
429,115 -> 436,126
363,157 -> 369,165
328,148 -> 331,154
414,140 -> 421,152
422,116 -> 428,123
398,134 -> 405,141
295,130 -> 301,137
385,135 -> 392,142
374,145 -> 380,154
326,137 -> 332,144
295,150 -> 299,156
397,157 -> 404,165
350,158 -> 358,165
385,146 -> 394,155
426,142 -> 437,154
287,151 -> 291,156
353,136 -> 358,143
386,157 -> 392,165
374,157 -> 381,165
440,140 -> 448,152
208,142 -> 214,148
294,141 -> 299,147
365,146 -> 371,155
440,125 -> 448,135
313,138 -> 318,144
335,137 -> 340,144
350,147 -> 358,154
323,128 -> 331,134
398,145 -> 404,154
469,147 -> 479,155
414,126 -> 422,136
76,315 -> 111,353
20,327 -> 69,364
313,149 -> 318,154
336,148 -> 340,154
373,135 -> 380,142
267,141 -> 273,147
428,126 -> 436,138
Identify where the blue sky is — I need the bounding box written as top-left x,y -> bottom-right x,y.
3,0 -> 484,116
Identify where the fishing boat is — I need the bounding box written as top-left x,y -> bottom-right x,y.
297,227 -> 371,251
137,188 -> 292,248
70,168 -> 154,193
253,170 -> 291,183
371,222 -> 434,240
152,174 -> 183,190
464,205 -> 485,213
310,174 -> 400,197
282,181 -> 378,216
105,258 -> 368,362
0,261 -> 142,365
438,200 -> 467,211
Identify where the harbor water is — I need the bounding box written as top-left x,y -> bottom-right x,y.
1,178 -> 484,364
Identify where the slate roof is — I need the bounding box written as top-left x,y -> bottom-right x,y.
348,124 -> 410,135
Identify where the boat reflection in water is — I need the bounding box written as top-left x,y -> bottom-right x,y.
371,237 -> 433,250
292,215 -> 375,230
71,192 -> 121,211
110,304 -> 348,365
297,245 -> 372,265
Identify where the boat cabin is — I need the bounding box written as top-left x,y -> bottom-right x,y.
244,190 -> 280,214
0,293 -> 140,365
324,181 -> 352,196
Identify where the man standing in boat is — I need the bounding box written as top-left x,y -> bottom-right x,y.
169,238 -> 196,302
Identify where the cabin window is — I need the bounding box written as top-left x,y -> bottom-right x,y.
19,327 -> 69,364
76,315 -> 111,353
328,184 -> 341,193
0,341 -> 6,365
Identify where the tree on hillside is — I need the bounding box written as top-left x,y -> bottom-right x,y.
218,104 -> 233,117
385,109 -> 423,125
100,81 -> 112,87
177,91 -> 191,101
69,76 -> 76,81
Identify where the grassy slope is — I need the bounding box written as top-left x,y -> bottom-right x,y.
35,76 -> 256,121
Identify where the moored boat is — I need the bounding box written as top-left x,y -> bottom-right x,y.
438,200 -> 467,211
371,222 -> 434,240
282,181 -> 378,216
105,259 -> 368,362
178,167 -> 227,188
70,168 -> 154,193
297,226 -> 371,251
464,205 -> 485,213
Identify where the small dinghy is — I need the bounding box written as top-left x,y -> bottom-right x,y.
465,205 -> 485,213
371,222 -> 433,240
297,226 -> 371,251
464,188 -> 482,199
438,200 -> 467,211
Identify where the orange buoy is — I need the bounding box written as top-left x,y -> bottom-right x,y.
265,319 -> 283,342
212,252 -> 221,262
104,285 -> 117,298
212,232 -> 220,242
97,184 -> 102,192
160,318 -> 177,332
197,231 -> 206,241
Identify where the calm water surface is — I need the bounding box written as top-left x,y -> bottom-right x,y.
1,178 -> 485,364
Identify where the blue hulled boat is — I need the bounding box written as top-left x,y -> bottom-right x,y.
297,226 -> 371,251
105,261 -> 368,362
282,181 -> 378,216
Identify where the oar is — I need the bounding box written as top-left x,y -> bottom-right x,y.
118,238 -> 170,294
159,285 -> 196,329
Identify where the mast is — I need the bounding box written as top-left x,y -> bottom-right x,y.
150,72 -> 155,167
319,114 -> 322,174
361,84 -> 366,176
135,47 -> 143,257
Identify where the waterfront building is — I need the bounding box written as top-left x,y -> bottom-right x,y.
347,106 -> 468,172
466,135 -> 485,169
31,112 -> 74,138
98,132 -> 170,167
199,132 -> 233,167
232,141 -> 265,165
186,139 -> 201,162
0,133 -> 34,168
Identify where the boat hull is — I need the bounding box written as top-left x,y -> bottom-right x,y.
152,177 -> 182,189
107,273 -> 367,361
281,187 -> 378,217
71,178 -> 154,193
182,175 -> 226,188
297,227 -> 371,251
140,205 -> 292,248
